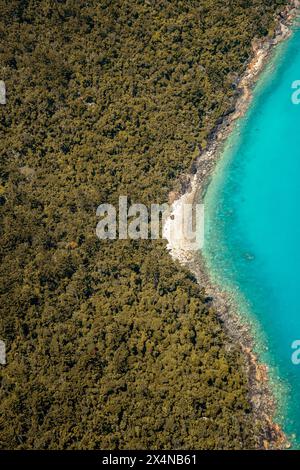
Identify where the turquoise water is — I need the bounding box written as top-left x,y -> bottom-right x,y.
203,24 -> 300,448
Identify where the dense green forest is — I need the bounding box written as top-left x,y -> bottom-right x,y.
0,0 -> 287,449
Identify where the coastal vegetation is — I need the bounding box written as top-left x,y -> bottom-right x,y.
0,0 -> 288,449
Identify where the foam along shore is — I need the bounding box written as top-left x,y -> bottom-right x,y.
163,0 -> 300,450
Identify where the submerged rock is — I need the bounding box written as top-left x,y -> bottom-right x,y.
244,252 -> 255,261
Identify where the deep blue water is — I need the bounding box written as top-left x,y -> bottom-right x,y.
203,24 -> 300,447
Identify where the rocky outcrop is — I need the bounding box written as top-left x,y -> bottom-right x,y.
0,80 -> 6,105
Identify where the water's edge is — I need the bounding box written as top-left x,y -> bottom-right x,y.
164,1 -> 300,449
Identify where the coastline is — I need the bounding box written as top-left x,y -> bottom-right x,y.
164,0 -> 300,450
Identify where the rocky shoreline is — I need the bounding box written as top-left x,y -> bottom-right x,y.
164,0 -> 300,450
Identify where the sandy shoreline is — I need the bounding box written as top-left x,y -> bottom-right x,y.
164,0 -> 300,450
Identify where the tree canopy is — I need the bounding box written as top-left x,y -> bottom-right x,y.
0,0 -> 287,449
